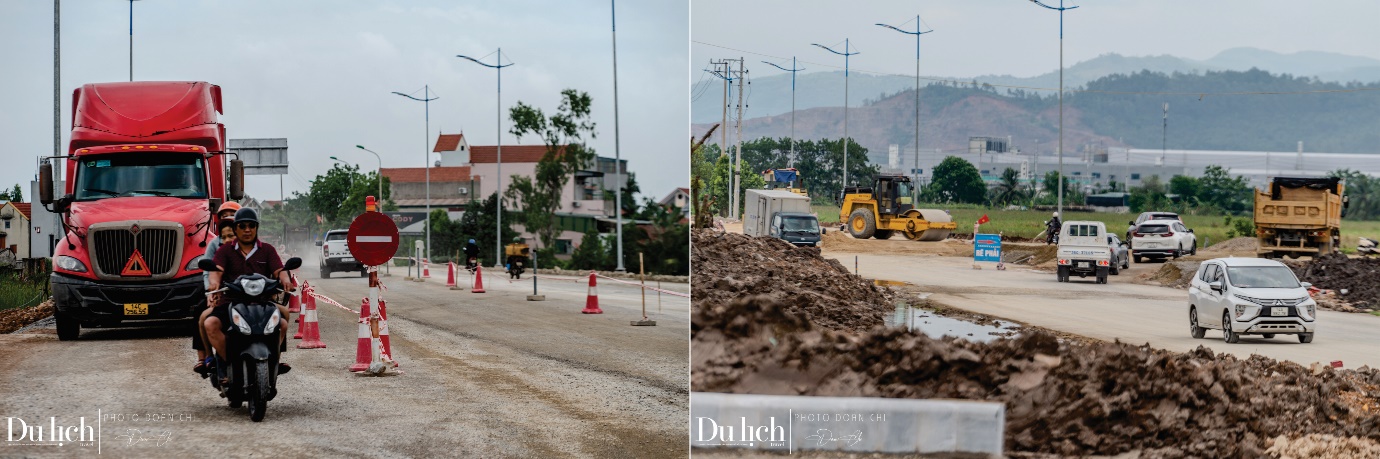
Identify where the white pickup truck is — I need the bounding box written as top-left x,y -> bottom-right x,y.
1056,220 -> 1113,284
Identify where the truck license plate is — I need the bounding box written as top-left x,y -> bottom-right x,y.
124,303 -> 149,315
343,257 -> 355,263
1271,307 -> 1287,317
1078,262 -> 1089,268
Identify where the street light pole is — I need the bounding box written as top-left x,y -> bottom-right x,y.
457,49 -> 514,268
392,87 -> 439,265
877,16 -> 933,191
1029,0 -> 1077,219
813,40 -> 859,193
354,145 -> 385,203
128,0 -> 139,82
611,0 -> 626,272
761,58 -> 804,168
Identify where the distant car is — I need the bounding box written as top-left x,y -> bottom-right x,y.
317,229 -> 365,278
1188,257 -> 1316,344
1131,220 -> 1197,263
1106,233 -> 1130,275
1127,211 -> 1181,242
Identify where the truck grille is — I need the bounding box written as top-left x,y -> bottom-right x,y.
91,226 -> 181,278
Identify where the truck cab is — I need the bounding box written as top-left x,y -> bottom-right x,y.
41,81 -> 244,340
1056,220 -> 1113,284
767,212 -> 822,247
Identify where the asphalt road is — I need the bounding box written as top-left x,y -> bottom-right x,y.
0,264 -> 688,458
826,251 -> 1380,370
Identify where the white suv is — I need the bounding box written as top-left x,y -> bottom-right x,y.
1131,220 -> 1196,262
1188,257 -> 1317,343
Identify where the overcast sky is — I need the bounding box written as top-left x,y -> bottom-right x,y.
0,0 -> 688,204
692,0 -> 1380,85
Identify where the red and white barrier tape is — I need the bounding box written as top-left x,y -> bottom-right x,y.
309,291 -> 359,315
593,273 -> 691,298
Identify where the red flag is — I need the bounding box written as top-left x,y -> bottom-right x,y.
977,214 -> 990,225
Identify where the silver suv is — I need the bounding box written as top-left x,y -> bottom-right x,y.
317,229 -> 366,278
1188,257 -> 1317,343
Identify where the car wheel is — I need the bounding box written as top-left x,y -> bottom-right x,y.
1298,333 -> 1314,343
1189,307 -> 1206,339
1190,241 -> 1198,256
1110,264 -> 1120,275
1173,246 -> 1182,259
1262,333 -> 1275,339
1223,312 -> 1239,343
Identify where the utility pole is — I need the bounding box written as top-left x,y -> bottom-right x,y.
877,16 -> 933,193
1029,0 -> 1077,219
707,59 -> 741,217
733,58 -> 746,220
762,58 -> 804,168
611,0 -> 625,272
813,39 -> 859,194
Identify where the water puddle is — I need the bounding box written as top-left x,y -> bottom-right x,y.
886,301 -> 1020,343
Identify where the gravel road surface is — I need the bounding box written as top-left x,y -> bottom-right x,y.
0,265 -> 688,458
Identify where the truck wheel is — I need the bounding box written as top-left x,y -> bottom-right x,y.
55,309 -> 80,341
1056,266 -> 1069,282
1096,267 -> 1109,284
359,269 -> 368,278
320,266 -> 330,278
1298,333 -> 1314,343
847,209 -> 876,239
873,229 -> 894,240
1223,313 -> 1239,343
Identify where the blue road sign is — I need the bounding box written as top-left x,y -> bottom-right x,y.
974,233 -> 1002,262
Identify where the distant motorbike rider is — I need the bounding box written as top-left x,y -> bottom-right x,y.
1045,212 -> 1062,245
204,208 -> 295,382
463,239 -> 480,266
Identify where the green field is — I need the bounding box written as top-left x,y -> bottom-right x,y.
813,204 -> 1380,251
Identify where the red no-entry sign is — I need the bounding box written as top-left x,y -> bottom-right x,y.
347,211 -> 400,267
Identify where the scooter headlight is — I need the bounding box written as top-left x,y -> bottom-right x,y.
263,309 -> 282,334
240,278 -> 267,297
230,309 -> 252,335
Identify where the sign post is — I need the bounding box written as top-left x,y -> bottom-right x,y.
974,233 -> 1002,268
347,196 -> 401,364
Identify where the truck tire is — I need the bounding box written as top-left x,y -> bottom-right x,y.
320,266 -> 330,278
359,269 -> 368,278
1056,266 -> 1069,282
1096,267 -> 1109,284
55,309 -> 79,341
847,209 -> 877,240
873,229 -> 894,240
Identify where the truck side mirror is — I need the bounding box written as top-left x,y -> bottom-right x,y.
39,162 -> 54,205
229,159 -> 245,200
315,240 -> 323,247
208,198 -> 222,214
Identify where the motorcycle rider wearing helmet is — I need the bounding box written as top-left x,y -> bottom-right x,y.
193,201 -> 242,375
205,207 -> 295,379
463,238 -> 480,263
1046,212 -> 1062,244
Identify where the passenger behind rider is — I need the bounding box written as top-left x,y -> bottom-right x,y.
463,239 -> 480,264
204,208 -> 295,380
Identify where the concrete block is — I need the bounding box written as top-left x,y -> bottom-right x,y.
690,392 -> 1003,457
527,295 -> 545,301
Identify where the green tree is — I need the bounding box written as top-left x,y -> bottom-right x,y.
0,184 -> 22,202
504,89 -> 599,250
306,164 -> 391,227
428,208 -> 466,262
1168,175 -> 1201,204
1330,169 -> 1377,220
621,197 -> 689,275
990,167 -> 1027,206
926,156 -> 985,204
1197,165 -> 1251,214
569,228 -> 611,271
457,192 -> 521,266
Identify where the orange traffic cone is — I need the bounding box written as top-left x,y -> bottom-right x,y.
471,265 -> 487,293
422,258 -> 432,278
581,272 -> 603,314
349,298 -> 373,372
446,262 -> 458,289
296,286 -> 326,349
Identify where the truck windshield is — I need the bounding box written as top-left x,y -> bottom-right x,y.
74,153 -> 208,201
1226,266 -> 1301,289
782,216 -> 819,233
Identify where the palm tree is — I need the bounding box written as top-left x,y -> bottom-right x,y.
992,168 -> 1027,206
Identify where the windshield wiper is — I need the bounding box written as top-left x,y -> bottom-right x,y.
127,190 -> 172,196
82,188 -> 120,197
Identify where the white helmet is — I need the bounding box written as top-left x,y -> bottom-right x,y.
1052,212 -> 1059,218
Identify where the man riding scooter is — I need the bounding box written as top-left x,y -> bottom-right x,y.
204,208 -> 295,383
1044,212 -> 1062,245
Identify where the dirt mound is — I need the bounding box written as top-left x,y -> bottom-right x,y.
0,300 -> 53,334
1291,253 -> 1380,310
692,295 -> 1380,458
693,230 -> 895,333
1266,434 -> 1380,459
1143,260 -> 1201,289
1204,237 -> 1259,253
820,230 -> 974,257
1003,244 -> 1058,266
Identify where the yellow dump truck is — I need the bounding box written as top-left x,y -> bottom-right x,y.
1254,176 -> 1348,259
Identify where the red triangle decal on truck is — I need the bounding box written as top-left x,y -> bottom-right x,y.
121,249 -> 152,277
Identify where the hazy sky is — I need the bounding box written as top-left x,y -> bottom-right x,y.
0,0 -> 688,204
692,0 -> 1380,85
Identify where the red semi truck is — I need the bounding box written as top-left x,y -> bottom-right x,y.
39,81 -> 244,340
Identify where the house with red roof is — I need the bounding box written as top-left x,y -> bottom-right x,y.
0,201 -> 32,264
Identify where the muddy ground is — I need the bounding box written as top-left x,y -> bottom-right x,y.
0,299 -> 53,334
693,230 -> 1380,458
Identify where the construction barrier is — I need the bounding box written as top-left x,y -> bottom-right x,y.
296,284 -> 326,349
349,297 -> 394,372
581,272 -> 603,314
471,265 -> 487,293
422,258 -> 432,278
446,262 -> 458,289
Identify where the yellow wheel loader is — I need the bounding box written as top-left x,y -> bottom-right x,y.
838,175 -> 956,241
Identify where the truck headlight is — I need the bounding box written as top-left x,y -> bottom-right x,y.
186,255 -> 203,271
230,309 -> 252,335
56,255 -> 88,273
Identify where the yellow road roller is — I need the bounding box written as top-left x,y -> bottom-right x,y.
839,174 -> 956,241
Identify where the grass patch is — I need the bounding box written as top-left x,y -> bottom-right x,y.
1,270 -> 49,311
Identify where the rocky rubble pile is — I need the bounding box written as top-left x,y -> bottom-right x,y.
692,230 -> 894,333
1290,253 -> 1380,311
0,300 -> 53,334
692,295 -> 1380,458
